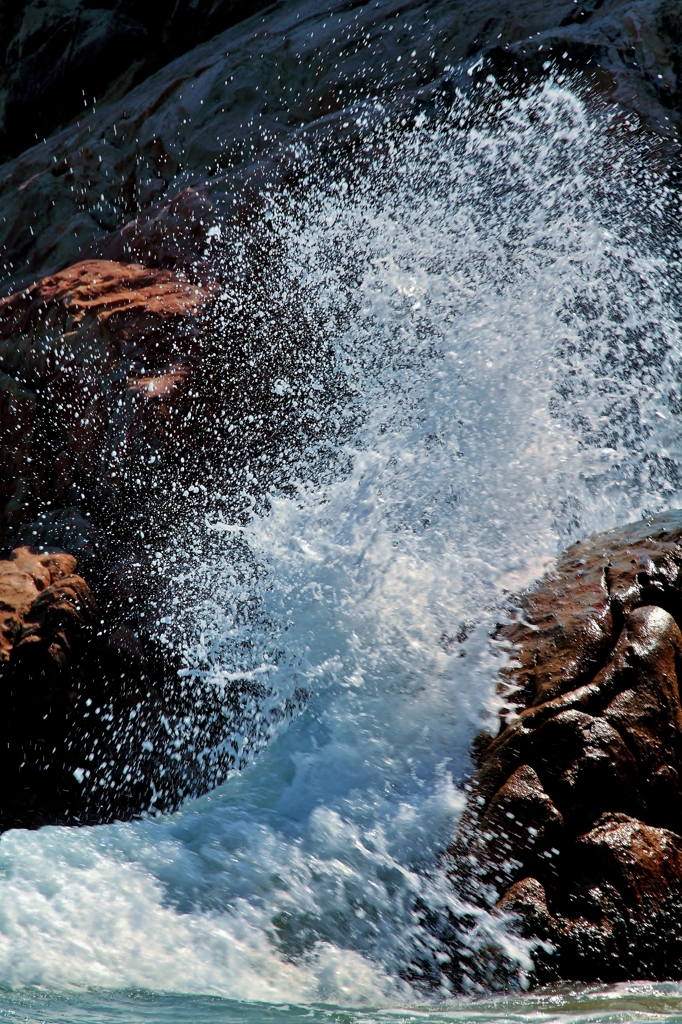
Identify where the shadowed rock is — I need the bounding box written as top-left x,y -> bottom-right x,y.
0,0 -> 274,162
0,257 -> 216,543
0,545 -> 129,827
447,512 -> 682,984
1,0 -> 680,295
0,235 -> 349,826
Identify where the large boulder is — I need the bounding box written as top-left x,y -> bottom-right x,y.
447,512 -> 682,984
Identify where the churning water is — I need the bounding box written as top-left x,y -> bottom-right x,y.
1,79 -> 682,1021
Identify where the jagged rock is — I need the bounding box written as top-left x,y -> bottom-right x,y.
0,545 -> 86,660
448,512 -> 682,984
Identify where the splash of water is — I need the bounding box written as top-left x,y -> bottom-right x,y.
0,79 -> 679,1004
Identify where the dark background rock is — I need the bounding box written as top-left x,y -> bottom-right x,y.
444,513 -> 682,987
0,0 -> 274,162
1,0 -> 681,295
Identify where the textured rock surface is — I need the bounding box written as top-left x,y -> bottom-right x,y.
1,0 -> 681,294
0,257 -> 214,545
0,545 -> 117,827
0,0 -> 273,161
0,545 -> 86,662
0,541 -> 200,828
448,512 -> 682,983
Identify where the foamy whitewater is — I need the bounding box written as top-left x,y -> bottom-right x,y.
0,79 -> 682,1021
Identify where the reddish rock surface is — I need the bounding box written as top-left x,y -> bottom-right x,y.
447,512 -> 682,984
0,545 -> 125,827
0,545 -> 91,663
0,257 -> 215,545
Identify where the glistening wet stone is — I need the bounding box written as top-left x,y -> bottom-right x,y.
447,512 -> 682,984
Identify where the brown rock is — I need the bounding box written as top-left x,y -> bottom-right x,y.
0,542 -> 195,828
0,545 -> 101,824
447,512 -> 682,985
0,545 -> 79,661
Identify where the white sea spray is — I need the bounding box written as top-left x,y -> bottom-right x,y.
0,81 -> 678,1004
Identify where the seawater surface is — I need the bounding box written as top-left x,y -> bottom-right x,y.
0,80 -> 682,1020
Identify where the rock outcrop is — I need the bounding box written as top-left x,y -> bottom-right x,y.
0,245 -> 347,826
0,545 -> 130,827
447,512 -> 682,984
0,259 -> 217,824
0,257 -> 215,546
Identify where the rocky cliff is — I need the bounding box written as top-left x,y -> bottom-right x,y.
0,0 -> 273,162
1,0 -> 681,296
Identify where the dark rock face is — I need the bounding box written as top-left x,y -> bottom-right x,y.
0,259 -> 217,825
0,0 -> 273,162
0,242 -> 348,827
448,512 -> 682,983
0,257 -> 215,546
0,544 -> 153,828
1,0 -> 681,295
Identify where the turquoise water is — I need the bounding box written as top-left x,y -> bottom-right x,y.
2,82 -> 682,1019
4,985 -> 682,1024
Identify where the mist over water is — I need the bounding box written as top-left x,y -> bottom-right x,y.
0,80 -> 681,1014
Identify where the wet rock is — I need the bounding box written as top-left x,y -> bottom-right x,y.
0,258 -> 222,825
448,512 -> 682,984
0,257 -> 215,546
0,545 -> 103,826
0,236 -> 351,827
0,545 -> 84,661
0,541 -> 198,828
0,541 -> 224,829
1,0 -> 680,295
0,0 -> 273,162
